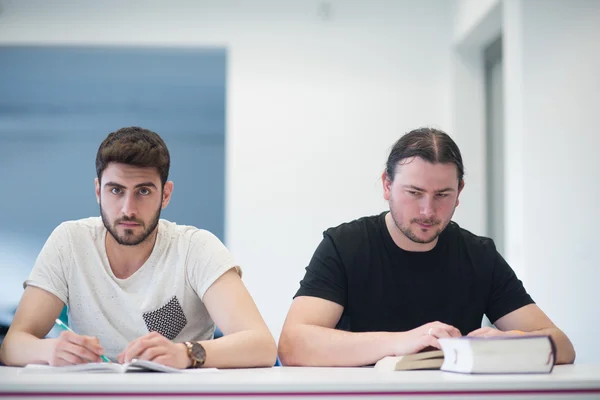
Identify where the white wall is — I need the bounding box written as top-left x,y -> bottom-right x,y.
453,0 -> 500,46
516,0 -> 600,364
0,0 -> 454,339
454,0 -> 600,363
450,0 -> 503,238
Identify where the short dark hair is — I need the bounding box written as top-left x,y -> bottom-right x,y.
385,127 -> 464,182
96,126 -> 170,186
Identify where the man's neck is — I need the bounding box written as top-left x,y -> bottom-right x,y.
384,212 -> 438,252
105,229 -> 158,279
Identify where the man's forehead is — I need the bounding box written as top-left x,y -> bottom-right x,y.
102,163 -> 160,184
397,162 -> 457,175
395,159 -> 459,188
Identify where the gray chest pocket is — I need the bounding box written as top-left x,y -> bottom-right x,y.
142,296 -> 188,340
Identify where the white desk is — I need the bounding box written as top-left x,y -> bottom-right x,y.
0,365 -> 599,399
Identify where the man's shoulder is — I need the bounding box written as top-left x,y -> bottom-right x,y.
446,221 -> 496,252
324,212 -> 384,242
158,219 -> 222,246
55,217 -> 104,236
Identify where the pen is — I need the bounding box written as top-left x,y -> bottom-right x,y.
54,318 -> 111,363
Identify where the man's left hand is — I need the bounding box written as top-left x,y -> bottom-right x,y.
117,332 -> 190,369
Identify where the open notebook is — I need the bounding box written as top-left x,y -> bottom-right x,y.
24,359 -> 217,373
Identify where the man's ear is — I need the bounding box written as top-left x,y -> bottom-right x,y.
161,181 -> 174,209
95,178 -> 100,204
382,171 -> 392,201
456,179 -> 465,207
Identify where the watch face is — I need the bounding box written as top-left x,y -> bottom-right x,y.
190,342 -> 206,365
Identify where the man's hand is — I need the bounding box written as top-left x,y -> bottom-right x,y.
394,321 -> 462,356
467,326 -> 525,337
118,332 -> 190,369
47,330 -> 104,366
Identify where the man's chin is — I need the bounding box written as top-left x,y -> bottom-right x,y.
113,233 -> 148,246
119,239 -> 143,246
408,231 -> 440,244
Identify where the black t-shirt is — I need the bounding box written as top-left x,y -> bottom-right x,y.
295,212 -> 534,335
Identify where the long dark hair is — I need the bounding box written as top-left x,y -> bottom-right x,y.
385,127 -> 464,183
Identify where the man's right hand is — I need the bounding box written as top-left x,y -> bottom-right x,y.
393,321 -> 462,356
46,330 -> 105,366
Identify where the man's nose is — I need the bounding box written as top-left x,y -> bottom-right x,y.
121,194 -> 138,217
420,197 -> 435,219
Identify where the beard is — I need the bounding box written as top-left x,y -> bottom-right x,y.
388,202 -> 452,245
396,216 -> 444,244
100,203 -> 161,246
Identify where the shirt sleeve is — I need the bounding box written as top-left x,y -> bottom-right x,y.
486,245 -> 535,324
294,233 -> 348,307
24,223 -> 72,305
185,230 -> 240,300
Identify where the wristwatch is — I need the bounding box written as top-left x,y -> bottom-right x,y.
184,341 -> 206,368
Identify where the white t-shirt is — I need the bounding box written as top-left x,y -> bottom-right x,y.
25,217 -> 240,360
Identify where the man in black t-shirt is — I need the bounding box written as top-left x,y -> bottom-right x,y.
278,127 -> 575,367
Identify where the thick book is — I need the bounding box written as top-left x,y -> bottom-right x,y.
374,349 -> 444,371
438,335 -> 556,374
23,359 -> 216,373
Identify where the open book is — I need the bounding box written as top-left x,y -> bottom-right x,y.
438,335 -> 556,374
24,359 -> 216,373
374,349 -> 444,371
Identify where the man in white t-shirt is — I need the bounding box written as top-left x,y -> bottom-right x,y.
0,127 -> 277,369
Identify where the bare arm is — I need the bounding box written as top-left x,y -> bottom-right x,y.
278,296 -> 458,367
469,304 -> 575,364
194,268 -> 277,368
0,286 -> 103,366
118,269 -> 277,369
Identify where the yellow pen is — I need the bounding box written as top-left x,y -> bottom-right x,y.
54,318 -> 111,363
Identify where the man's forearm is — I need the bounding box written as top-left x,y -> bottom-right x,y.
0,332 -> 51,366
530,327 -> 575,364
198,328 -> 277,368
278,324 -> 398,367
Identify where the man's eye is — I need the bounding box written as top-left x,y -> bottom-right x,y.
139,188 -> 151,196
407,191 -> 419,196
111,188 -> 122,195
436,193 -> 449,198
